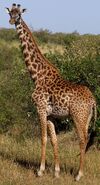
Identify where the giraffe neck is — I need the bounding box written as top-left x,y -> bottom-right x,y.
15,18 -> 59,84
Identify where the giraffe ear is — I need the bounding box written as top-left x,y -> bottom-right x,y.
21,9 -> 27,13
5,7 -> 10,14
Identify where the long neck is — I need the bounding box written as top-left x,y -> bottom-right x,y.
15,18 -> 59,84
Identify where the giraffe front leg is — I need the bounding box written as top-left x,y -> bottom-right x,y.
47,120 -> 60,178
38,113 -> 47,177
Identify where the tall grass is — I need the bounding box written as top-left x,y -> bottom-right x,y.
0,132 -> 100,185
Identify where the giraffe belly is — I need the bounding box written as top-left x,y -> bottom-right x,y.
47,105 -> 69,118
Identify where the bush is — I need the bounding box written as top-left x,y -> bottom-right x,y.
0,28 -> 17,42
0,41 -> 38,137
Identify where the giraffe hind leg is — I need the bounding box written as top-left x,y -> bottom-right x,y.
75,132 -> 86,181
85,107 -> 94,152
72,107 -> 93,181
47,120 -> 60,178
74,120 -> 88,181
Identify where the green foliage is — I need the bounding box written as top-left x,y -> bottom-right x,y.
33,29 -> 52,44
0,28 -> 17,42
33,29 -> 80,45
0,41 -> 38,138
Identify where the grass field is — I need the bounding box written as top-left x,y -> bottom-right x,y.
0,131 -> 100,185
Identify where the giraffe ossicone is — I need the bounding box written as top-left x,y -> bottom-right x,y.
6,4 -> 97,180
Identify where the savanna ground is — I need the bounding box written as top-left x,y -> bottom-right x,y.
0,132 -> 100,185
0,29 -> 100,185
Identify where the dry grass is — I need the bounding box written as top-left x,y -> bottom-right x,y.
0,132 -> 100,185
1,40 -> 64,55
39,43 -> 64,54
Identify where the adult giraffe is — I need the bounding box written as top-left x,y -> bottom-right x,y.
6,4 -> 97,181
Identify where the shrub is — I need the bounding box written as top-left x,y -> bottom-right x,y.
0,28 -> 17,42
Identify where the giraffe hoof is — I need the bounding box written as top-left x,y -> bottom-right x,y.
37,170 -> 44,177
54,171 -> 60,178
75,171 -> 83,181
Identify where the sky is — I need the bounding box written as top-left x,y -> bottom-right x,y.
1,0 -> 100,34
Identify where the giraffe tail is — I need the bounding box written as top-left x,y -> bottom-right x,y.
85,100 -> 97,152
93,100 -> 97,130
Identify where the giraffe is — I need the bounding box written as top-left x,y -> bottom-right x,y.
6,4 -> 97,181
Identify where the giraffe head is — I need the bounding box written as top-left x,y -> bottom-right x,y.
6,3 -> 26,25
